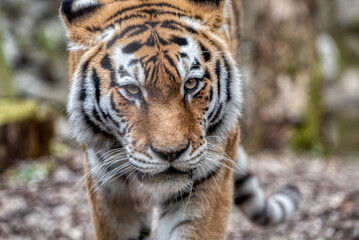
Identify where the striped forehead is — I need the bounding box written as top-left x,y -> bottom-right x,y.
108,24 -> 204,85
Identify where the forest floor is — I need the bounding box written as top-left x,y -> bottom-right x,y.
0,146 -> 359,240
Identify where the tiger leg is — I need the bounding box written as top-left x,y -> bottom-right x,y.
84,157 -> 151,240
156,126 -> 240,240
156,164 -> 233,240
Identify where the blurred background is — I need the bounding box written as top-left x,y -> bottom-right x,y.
0,0 -> 358,239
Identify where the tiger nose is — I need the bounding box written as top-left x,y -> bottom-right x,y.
150,143 -> 190,162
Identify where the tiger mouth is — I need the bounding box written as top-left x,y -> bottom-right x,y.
136,166 -> 193,181
162,166 -> 190,175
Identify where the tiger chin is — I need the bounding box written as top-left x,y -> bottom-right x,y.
60,0 -> 302,239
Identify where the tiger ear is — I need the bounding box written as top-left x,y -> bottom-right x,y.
186,0 -> 230,29
61,0 -> 104,24
60,0 -> 108,45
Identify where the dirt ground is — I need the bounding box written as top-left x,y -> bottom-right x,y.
0,149 -> 358,240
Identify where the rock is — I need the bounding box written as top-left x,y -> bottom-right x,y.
324,68 -> 359,111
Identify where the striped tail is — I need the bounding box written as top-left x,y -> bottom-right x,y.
233,147 -> 302,226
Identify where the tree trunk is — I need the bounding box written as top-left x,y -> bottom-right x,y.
239,0 -> 322,151
0,99 -> 54,172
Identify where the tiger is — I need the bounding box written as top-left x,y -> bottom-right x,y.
60,0 -> 302,239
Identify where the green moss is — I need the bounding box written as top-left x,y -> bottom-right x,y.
286,58 -> 300,77
0,18 -> 16,98
0,99 -> 38,125
291,62 -> 324,154
7,159 -> 57,186
244,127 -> 262,153
334,36 -> 357,71
36,29 -> 56,54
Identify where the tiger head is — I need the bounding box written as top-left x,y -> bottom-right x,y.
61,0 -> 242,196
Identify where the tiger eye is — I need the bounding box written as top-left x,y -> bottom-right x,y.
125,85 -> 140,95
185,78 -> 198,91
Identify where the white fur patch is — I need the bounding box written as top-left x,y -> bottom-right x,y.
67,41 -> 87,51
72,0 -> 99,12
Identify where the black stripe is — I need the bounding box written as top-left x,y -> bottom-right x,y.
207,117 -> 223,134
188,0 -> 222,6
160,21 -> 181,31
156,34 -> 169,46
129,59 -> 140,65
275,199 -> 286,223
79,61 -> 90,101
118,66 -> 131,78
204,70 -> 211,80
92,68 -> 114,132
86,26 -> 101,32
128,25 -> 149,37
107,16 -> 147,47
145,55 -> 158,65
82,109 -> 103,134
234,192 -> 253,205
119,124 -> 130,137
215,60 -> 221,99
151,65 -> 160,86
252,200 -> 270,226
163,64 -> 177,82
209,87 -> 214,102
208,102 -> 222,123
92,108 -> 103,125
77,48 -> 113,136
93,68 -> 101,103
61,0 -> 103,23
100,9 -> 198,35
137,227 -> 151,240
123,41 -> 143,54
80,64 -> 106,135
107,112 -> 120,129
190,64 -> 201,71
193,83 -> 206,99
101,54 -> 112,70
170,36 -> 188,46
161,20 -> 198,34
138,10 -> 189,19
119,24 -> 147,39
147,21 -> 160,28
234,172 -> 252,189
277,184 -> 301,210
164,54 -> 176,67
200,44 -> 211,62
110,92 -> 120,113
106,3 -> 187,22
180,52 -> 188,59
149,65 -> 157,83
223,57 -> 232,102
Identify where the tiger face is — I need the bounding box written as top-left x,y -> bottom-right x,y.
63,0 -> 242,196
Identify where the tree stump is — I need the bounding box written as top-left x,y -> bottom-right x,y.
0,99 -> 54,172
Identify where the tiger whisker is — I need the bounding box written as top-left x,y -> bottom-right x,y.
85,162 -> 133,201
